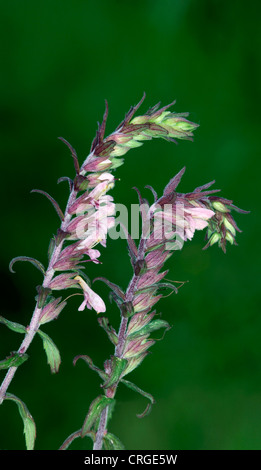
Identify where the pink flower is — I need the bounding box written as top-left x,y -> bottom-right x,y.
180,206 -> 214,240
152,203 -> 214,242
74,275 -> 106,314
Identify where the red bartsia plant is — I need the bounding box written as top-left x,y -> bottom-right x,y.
0,96 -> 248,450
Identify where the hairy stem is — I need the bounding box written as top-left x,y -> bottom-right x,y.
93,406 -> 109,451
0,189 -> 80,404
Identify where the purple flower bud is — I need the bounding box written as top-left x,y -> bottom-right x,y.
48,273 -> 78,290
39,297 -> 67,325
123,338 -> 155,359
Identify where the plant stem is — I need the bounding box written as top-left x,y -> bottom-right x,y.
93,406 -> 109,450
93,235 -> 148,449
0,189 -> 78,405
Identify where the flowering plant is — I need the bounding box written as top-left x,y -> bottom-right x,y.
0,95 -> 248,450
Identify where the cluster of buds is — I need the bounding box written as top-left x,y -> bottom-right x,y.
203,198 -> 249,253
80,94 -> 198,176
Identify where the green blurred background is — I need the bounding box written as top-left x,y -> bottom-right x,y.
0,0 -> 260,450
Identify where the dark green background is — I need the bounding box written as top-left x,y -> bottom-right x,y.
0,0 -> 260,450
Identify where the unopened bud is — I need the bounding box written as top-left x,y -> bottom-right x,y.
209,233 -> 221,246
212,201 -> 229,213
226,232 -> 234,245
223,217 -> 236,236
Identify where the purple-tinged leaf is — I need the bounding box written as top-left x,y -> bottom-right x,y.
57,176 -> 74,192
163,167 -> 186,196
229,203 -> 250,214
58,137 -> 80,174
145,185 -> 158,203
59,429 -> 82,450
193,180 -> 216,192
93,277 -> 125,301
99,99 -> 109,142
146,99 -> 176,118
73,354 -> 107,381
31,189 -> 64,221
185,189 -> 221,200
91,100 -> 109,151
9,256 -> 45,275
116,92 -> 146,129
119,223 -> 138,266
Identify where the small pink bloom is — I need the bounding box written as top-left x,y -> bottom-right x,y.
74,275 -> 106,314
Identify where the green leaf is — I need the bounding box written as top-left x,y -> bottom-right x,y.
103,432 -> 125,450
0,316 -> 26,334
59,429 -> 96,450
9,256 -> 46,275
81,395 -> 114,438
5,393 -> 36,450
128,319 -> 170,338
0,352 -> 29,369
102,356 -> 128,389
73,355 -> 107,381
121,379 -> 155,418
37,329 -> 61,373
97,317 -> 118,346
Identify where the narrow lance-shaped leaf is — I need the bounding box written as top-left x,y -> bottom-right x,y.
81,395 -> 114,438
93,277 -> 125,301
31,189 -> 64,221
5,393 -> 36,450
163,166 -> 186,196
0,316 -> 26,334
121,379 -> 155,418
9,257 -> 46,275
37,329 -> 61,373
73,354 -> 107,381
119,222 -> 138,267
97,317 -> 118,346
59,429 -> 81,450
59,429 -> 96,450
57,176 -> 74,192
58,137 -> 80,175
